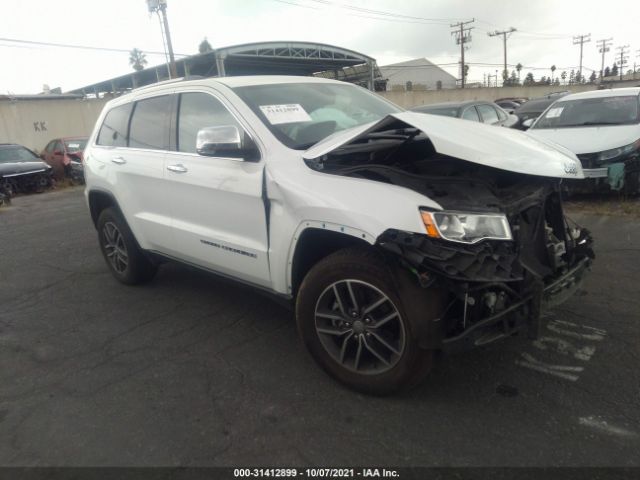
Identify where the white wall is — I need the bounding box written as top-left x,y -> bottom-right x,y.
0,98 -> 108,152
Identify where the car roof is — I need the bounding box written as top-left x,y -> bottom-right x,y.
555,87 -> 640,102
413,100 -> 491,109
131,75 -> 347,94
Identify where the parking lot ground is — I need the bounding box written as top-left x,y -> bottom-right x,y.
0,187 -> 639,467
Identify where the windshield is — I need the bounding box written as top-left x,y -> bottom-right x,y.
64,139 -> 87,152
0,146 -> 39,164
233,83 -> 401,149
533,95 -> 640,129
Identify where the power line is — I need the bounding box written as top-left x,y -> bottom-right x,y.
572,34 -> 591,81
616,45 -> 630,81
0,36 -> 188,57
488,27 -> 516,85
596,38 -> 613,79
451,19 -> 474,88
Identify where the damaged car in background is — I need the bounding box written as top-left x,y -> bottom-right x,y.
0,143 -> 54,201
526,88 -> 640,194
84,77 -> 594,394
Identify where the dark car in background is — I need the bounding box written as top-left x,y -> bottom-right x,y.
0,144 -> 54,198
41,137 -> 87,182
513,92 -> 569,130
411,100 -> 519,128
495,100 -> 522,114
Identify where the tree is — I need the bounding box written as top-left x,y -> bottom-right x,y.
464,64 -> 469,81
560,70 -> 567,84
550,64 -> 556,82
611,63 -> 619,77
604,66 -> 611,77
589,71 -> 597,83
129,48 -> 147,72
516,63 -> 523,81
575,72 -> 582,84
569,69 -> 575,85
553,78 -> 561,86
509,70 -> 518,86
198,37 -> 213,54
523,72 -> 535,85
540,75 -> 547,85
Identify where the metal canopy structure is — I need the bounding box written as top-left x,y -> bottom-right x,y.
69,41 -> 383,97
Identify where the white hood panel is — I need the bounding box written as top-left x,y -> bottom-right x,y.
527,124 -> 640,155
304,111 -> 584,179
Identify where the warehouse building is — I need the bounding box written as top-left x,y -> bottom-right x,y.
379,58 -> 457,91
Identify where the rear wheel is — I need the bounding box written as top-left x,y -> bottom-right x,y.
296,247 -> 437,395
97,207 -> 157,285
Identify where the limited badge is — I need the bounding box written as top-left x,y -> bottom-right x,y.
564,161 -> 578,175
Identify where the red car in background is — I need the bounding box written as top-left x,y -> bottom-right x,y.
40,137 -> 87,180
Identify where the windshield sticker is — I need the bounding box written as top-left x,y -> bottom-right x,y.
67,143 -> 80,149
259,104 -> 312,125
546,107 -> 564,118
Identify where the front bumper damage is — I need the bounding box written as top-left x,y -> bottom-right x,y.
378,197 -> 595,352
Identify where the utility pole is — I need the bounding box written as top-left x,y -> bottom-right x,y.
616,45 -> 630,81
147,0 -> 177,79
573,34 -> 591,82
596,37 -> 613,81
450,19 -> 474,88
488,27 -> 516,86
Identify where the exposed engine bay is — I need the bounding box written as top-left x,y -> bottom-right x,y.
305,125 -> 595,349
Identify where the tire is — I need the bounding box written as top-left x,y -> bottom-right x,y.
96,207 -> 157,285
296,246 -> 439,395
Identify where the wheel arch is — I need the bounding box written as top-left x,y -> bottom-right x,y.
87,189 -> 122,228
288,224 -> 373,296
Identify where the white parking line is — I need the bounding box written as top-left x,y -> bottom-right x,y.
579,416 -> 637,437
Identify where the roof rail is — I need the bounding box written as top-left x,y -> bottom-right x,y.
132,76 -> 208,92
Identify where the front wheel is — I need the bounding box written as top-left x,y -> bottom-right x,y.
296,247 -> 438,395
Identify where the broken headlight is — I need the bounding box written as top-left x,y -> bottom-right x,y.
596,138 -> 640,164
421,210 -> 512,244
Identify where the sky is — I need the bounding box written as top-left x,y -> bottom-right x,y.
1,0 -> 639,93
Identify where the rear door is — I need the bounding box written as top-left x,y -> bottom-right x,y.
90,95 -> 176,252
476,104 -> 500,125
163,89 -> 270,287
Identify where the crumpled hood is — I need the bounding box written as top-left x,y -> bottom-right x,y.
0,161 -> 51,177
303,111 -> 584,179
527,124 -> 640,155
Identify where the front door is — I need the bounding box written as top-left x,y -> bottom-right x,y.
164,90 -> 270,288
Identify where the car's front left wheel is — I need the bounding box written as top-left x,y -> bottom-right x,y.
296,247 -> 441,395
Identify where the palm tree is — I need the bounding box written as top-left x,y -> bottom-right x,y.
129,48 -> 147,72
550,65 -> 556,83
516,63 -> 523,82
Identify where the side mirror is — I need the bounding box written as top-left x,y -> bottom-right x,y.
521,118 -> 536,130
196,125 -> 258,160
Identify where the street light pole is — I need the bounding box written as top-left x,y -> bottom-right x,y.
147,0 -> 177,79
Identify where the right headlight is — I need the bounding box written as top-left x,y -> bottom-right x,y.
420,210 -> 513,244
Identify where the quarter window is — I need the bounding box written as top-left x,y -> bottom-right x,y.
96,103 -> 133,147
177,92 -> 242,154
477,104 -> 500,124
461,107 -> 480,122
129,95 -> 173,150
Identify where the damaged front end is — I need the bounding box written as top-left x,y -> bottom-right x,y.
304,113 -> 594,351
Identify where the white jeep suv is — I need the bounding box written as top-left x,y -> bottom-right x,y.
84,76 -> 594,394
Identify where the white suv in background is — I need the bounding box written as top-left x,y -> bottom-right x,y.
84,76 -> 594,394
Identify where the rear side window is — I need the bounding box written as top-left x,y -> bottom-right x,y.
477,104 -> 499,124
129,95 -> 173,150
177,92 -> 241,154
96,103 -> 133,147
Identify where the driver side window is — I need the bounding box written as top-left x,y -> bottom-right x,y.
177,92 -> 242,154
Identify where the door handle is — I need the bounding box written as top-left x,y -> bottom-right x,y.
111,156 -> 126,165
167,164 -> 188,173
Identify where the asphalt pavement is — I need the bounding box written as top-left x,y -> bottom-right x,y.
0,187 -> 639,467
